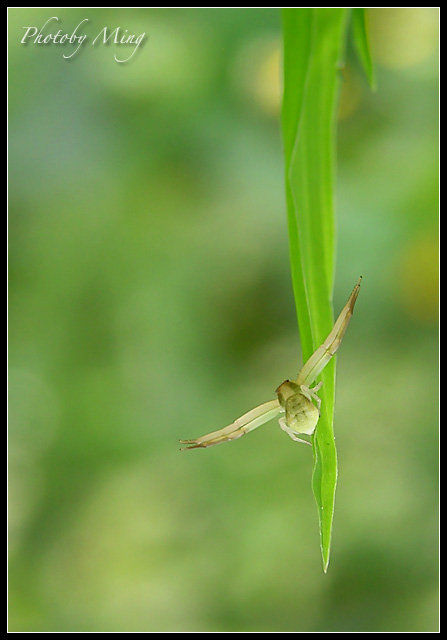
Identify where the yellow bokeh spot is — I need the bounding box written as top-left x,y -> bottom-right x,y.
397,234 -> 439,324
232,36 -> 281,117
367,8 -> 439,70
253,45 -> 281,117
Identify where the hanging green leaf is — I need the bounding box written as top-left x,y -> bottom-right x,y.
351,8 -> 376,89
281,7 -> 350,572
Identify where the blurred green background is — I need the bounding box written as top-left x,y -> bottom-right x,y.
8,8 -> 438,632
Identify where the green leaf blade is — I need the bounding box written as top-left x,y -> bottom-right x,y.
351,8 -> 376,89
281,8 -> 349,572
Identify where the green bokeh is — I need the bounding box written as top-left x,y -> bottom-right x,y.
8,8 -> 438,632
